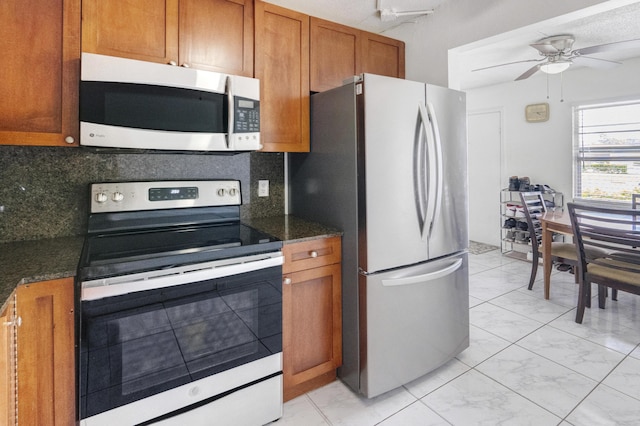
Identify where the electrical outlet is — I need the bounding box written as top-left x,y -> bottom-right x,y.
258,180 -> 269,197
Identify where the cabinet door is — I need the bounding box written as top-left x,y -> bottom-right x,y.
0,297 -> 16,424
0,0 -> 80,146
179,0 -> 254,76
282,263 -> 341,401
82,0 -> 179,65
361,32 -> 405,79
310,18 -> 360,92
255,2 -> 310,152
16,278 -> 75,426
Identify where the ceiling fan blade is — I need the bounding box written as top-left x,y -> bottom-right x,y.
571,55 -> 621,69
472,58 -> 542,72
573,38 -> 640,56
515,63 -> 541,81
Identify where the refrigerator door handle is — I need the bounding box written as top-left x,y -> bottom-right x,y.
415,102 -> 429,238
419,102 -> 437,240
426,102 -> 444,238
381,258 -> 463,287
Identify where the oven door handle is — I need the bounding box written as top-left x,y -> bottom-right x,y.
81,253 -> 284,301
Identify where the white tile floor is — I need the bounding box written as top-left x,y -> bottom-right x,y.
275,250 -> 640,425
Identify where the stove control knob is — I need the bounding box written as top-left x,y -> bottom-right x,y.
95,192 -> 108,203
217,188 -> 226,197
229,188 -> 238,197
112,191 -> 125,202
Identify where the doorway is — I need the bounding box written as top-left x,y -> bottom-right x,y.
467,110 -> 502,247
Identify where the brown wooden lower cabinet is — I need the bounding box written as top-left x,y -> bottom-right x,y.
9,278 -> 75,426
1,298 -> 16,424
282,237 -> 342,401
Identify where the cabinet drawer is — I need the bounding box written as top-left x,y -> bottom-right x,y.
283,236 -> 341,273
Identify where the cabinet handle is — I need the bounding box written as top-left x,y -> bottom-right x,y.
309,251 -> 318,258
64,136 -> 75,144
283,277 -> 292,285
3,317 -> 22,327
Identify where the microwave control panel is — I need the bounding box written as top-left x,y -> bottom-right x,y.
234,97 -> 260,133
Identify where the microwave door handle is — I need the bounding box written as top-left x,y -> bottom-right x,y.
226,76 -> 234,149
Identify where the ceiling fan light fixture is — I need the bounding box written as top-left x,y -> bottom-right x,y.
539,60 -> 571,74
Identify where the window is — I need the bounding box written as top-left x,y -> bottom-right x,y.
574,101 -> 640,204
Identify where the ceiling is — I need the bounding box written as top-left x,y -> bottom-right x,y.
455,1 -> 640,89
263,0 -> 448,33
264,0 -> 640,90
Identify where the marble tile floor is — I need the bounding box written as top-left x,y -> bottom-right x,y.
275,250 -> 640,426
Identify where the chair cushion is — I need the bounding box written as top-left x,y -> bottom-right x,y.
588,258 -> 640,287
542,243 -> 608,261
546,242 -> 578,260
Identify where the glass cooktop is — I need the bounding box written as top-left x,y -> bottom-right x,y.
79,222 -> 281,281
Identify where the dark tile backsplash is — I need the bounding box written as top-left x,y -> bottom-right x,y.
0,146 -> 284,243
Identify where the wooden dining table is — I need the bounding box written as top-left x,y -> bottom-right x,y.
540,210 -> 574,300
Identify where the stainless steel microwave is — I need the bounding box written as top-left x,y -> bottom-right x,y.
80,53 -> 261,152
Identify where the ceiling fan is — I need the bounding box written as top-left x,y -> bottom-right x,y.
474,34 -> 640,81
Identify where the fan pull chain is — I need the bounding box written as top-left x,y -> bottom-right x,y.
546,72 -> 550,99
560,72 -> 564,102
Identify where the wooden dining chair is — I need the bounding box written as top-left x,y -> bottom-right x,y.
567,202 -> 640,324
519,192 -> 585,290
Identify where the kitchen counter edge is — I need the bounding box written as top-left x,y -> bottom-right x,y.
245,215 -> 342,244
0,235 -> 85,313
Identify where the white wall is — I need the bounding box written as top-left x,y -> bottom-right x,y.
466,57 -> 640,201
465,58 -> 640,246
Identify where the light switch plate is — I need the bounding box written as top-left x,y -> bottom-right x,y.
258,180 -> 269,197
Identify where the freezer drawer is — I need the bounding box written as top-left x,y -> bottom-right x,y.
359,253 -> 469,398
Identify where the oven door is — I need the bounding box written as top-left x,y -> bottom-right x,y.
79,254 -> 283,424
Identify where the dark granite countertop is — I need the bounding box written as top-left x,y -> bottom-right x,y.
244,215 -> 342,244
0,216 -> 340,312
0,236 -> 85,313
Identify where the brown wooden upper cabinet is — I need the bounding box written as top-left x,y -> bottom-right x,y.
0,0 -> 80,146
361,31 -> 405,79
82,0 -> 254,76
310,17 -> 405,92
255,2 -> 310,152
310,18 -> 360,93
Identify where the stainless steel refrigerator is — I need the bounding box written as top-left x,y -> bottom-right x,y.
289,73 -> 469,398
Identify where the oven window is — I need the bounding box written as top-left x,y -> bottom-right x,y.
80,81 -> 228,133
79,266 -> 282,419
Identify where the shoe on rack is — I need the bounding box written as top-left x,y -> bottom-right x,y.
505,230 -> 515,241
505,204 -> 517,217
518,176 -> 530,192
509,176 -> 520,191
542,184 -> 556,193
515,230 -> 530,242
515,206 -> 526,218
544,200 -> 555,208
516,221 -> 528,231
503,218 -> 517,229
